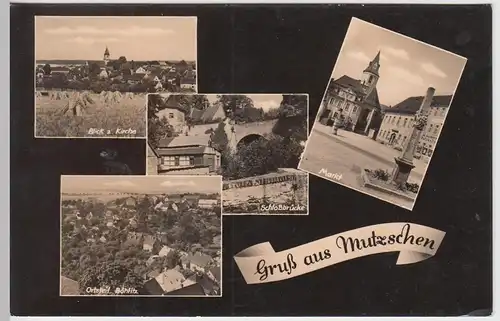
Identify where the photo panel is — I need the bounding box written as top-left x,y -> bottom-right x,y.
35,16 -> 198,138
60,175 -> 222,297
299,18 -> 467,211
146,93 -> 309,215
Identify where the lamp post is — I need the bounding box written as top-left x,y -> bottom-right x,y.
390,87 -> 435,186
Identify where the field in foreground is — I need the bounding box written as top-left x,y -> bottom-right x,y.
35,93 -> 146,138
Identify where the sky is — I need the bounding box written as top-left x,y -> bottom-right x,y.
206,94 -> 284,111
331,18 -> 467,106
36,16 -> 197,61
61,176 -> 221,194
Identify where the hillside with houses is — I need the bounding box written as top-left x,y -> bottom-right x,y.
60,192 -> 221,296
36,47 -> 197,94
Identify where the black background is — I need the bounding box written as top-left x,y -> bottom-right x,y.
10,4 -> 492,316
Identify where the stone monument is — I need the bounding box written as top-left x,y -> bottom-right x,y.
390,87 -> 435,186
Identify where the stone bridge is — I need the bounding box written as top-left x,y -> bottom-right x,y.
186,119 -> 279,150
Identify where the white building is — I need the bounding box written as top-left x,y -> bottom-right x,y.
377,94 -> 452,163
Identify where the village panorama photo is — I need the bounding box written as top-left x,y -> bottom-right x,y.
35,16 -> 197,138
146,93 -> 309,215
60,175 -> 222,297
298,18 -> 467,211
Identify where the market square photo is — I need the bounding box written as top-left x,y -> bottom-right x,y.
60,175 -> 221,296
298,18 -> 467,210
35,16 -> 197,138
146,93 -> 309,215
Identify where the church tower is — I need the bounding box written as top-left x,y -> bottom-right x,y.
361,51 -> 381,92
103,46 -> 110,66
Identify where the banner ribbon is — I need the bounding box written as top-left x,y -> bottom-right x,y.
234,223 -> 446,284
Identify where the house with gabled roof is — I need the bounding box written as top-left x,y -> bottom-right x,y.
143,234 -> 162,254
142,269 -> 186,294
167,282 -> 207,296
135,66 -> 148,74
158,245 -> 173,257
201,102 -> 225,123
156,94 -> 188,133
181,252 -> 212,273
207,266 -> 221,284
376,93 -> 452,162
180,77 -> 197,91
123,74 -> 144,85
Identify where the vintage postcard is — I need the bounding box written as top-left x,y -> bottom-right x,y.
60,175 -> 222,297
146,93 -> 309,215
35,16 -> 197,138
298,18 -> 467,211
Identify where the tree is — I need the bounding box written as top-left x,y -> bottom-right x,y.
177,94 -> 210,112
110,60 -> 121,71
43,63 -> 51,75
120,62 -> 132,75
209,121 -> 228,152
165,250 -> 182,269
272,94 -> 308,141
89,62 -> 101,75
118,56 -> 127,64
216,95 -> 255,120
148,116 -> 174,149
80,261 -> 143,295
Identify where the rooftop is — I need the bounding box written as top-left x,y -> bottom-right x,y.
386,95 -> 453,115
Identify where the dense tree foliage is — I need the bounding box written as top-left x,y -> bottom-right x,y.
221,134 -> 303,180
147,94 -> 175,148
61,194 -> 222,294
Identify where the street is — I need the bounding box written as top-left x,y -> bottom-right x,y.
299,127 -> 425,209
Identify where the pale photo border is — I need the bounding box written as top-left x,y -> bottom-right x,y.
34,15 -> 198,139
145,92 -> 310,216
59,174 -> 223,298
298,17 -> 468,211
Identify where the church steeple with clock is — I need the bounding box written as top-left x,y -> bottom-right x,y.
361,51 -> 381,92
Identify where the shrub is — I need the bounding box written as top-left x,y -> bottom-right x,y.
209,122 -> 229,152
221,134 -> 304,180
370,169 -> 390,181
405,182 -> 420,193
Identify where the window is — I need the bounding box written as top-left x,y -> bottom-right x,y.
403,118 -> 408,127
433,109 -> 438,116
403,136 -> 407,144
428,124 -> 434,133
162,156 -> 193,167
396,116 -> 401,126
434,125 -> 440,135
353,106 -> 358,113
368,75 -> 374,83
168,113 -> 174,119
391,116 -> 395,124
176,156 -> 191,166
162,156 -> 176,166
